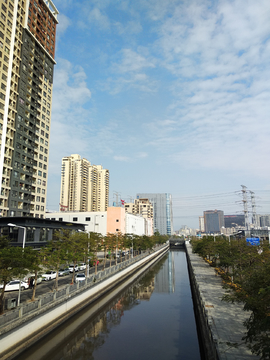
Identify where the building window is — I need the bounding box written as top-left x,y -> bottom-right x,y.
59,218 -> 63,221
73,217 -> 78,221
85,217 -> 90,221
116,219 -> 119,222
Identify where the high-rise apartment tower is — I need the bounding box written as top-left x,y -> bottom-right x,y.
60,154 -> 109,212
0,0 -> 59,218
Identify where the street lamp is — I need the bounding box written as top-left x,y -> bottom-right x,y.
228,230 -> 242,243
7,223 -> 27,307
8,223 -> 26,249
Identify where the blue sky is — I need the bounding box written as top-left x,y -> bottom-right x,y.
47,0 -> 270,229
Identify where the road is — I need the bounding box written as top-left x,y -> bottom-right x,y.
4,256 -> 134,305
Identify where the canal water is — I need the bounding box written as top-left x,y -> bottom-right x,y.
16,250 -> 201,360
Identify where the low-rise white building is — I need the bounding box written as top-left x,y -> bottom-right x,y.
45,211 -> 107,236
125,213 -> 145,236
46,209 -> 152,237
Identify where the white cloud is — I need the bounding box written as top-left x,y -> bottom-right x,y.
49,60 -> 92,174
142,0 -> 270,176
87,8 -> 110,29
56,14 -> 71,38
114,20 -> 142,35
114,155 -> 130,162
113,49 -> 156,73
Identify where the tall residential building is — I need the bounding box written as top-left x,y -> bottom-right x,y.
0,0 -> 59,218
199,216 -> 205,232
124,198 -> 153,219
60,154 -> 109,212
204,210 -> 224,233
136,193 -> 173,236
125,198 -> 153,235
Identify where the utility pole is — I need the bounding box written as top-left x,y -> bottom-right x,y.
113,191 -> 120,207
241,185 -> 249,230
128,195 -> 133,203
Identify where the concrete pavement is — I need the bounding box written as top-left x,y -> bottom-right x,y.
186,242 -> 259,360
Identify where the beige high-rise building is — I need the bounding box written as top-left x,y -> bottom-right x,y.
0,0 -> 58,218
125,198 -> 153,219
60,154 -> 109,212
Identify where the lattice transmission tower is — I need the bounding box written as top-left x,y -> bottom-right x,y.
250,191 -> 258,228
241,185 -> 249,230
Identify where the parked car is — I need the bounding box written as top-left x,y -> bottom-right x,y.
0,280 -> 29,291
32,275 -> 43,285
23,274 -> 42,285
59,268 -> 70,276
75,273 -> 86,283
42,271 -> 57,281
69,264 -> 79,273
78,263 -> 86,271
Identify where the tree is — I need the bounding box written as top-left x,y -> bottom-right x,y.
66,231 -> 85,283
0,237 -> 32,314
88,232 -> 102,275
42,230 -> 70,289
25,247 -> 44,301
77,231 -> 91,276
105,233 -> 116,267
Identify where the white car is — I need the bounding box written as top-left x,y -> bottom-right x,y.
75,273 -> 86,283
42,271 -> 57,281
0,280 -> 29,291
23,274 -> 43,285
59,268 -> 70,276
78,263 -> 86,271
69,264 -> 79,273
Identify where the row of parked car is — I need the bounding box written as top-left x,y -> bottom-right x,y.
41,263 -> 87,281
0,263 -> 90,291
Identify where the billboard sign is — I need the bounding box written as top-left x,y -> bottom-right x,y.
246,237 -> 260,246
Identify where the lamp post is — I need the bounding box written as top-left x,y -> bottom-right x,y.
7,223 -> 26,307
228,230 -> 242,243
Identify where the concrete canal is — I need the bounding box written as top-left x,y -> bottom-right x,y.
14,250 -> 201,360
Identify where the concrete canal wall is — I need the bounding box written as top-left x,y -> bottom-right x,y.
185,241 -> 259,360
0,244 -> 169,360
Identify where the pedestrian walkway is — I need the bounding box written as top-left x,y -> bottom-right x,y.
186,242 -> 259,360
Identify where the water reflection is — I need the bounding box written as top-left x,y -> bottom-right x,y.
16,251 -> 200,360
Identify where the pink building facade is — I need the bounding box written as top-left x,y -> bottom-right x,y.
107,207 -> 126,234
